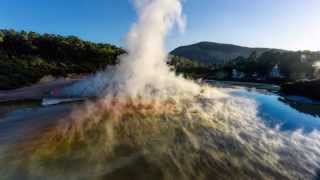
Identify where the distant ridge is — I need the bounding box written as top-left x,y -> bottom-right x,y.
171,42 -> 286,64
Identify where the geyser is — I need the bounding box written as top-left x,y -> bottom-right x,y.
1,0 -> 320,180
62,0 -> 198,99
110,0 -> 187,97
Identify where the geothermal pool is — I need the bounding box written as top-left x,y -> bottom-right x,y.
0,84 -> 319,179
1,84 -> 320,140
215,83 -> 320,133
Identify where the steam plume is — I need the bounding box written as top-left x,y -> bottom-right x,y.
313,61 -> 320,78
313,62 -> 320,69
64,0 -> 197,99
108,0 -> 184,97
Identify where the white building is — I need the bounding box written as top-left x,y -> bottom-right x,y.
232,69 -> 245,79
300,54 -> 307,63
270,64 -> 282,78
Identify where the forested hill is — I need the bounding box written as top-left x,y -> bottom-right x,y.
171,42 -> 320,83
171,41 -> 281,64
0,29 -> 125,89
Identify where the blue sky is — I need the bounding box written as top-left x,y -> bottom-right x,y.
1,0 -> 319,51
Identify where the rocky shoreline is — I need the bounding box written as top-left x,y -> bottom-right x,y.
281,79 -> 320,101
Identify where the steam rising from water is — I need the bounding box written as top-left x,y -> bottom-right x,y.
110,0 -> 187,97
1,0 -> 320,179
313,61 -> 320,78
64,0 -> 197,98
314,62 -> 320,69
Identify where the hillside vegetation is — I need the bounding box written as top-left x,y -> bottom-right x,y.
171,42 -> 320,82
171,42 -> 273,64
0,29 -> 124,89
1,30 -> 319,90
224,50 -> 320,81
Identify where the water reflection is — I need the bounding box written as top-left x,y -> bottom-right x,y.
0,102 -> 75,145
279,96 -> 320,117
0,101 -> 39,118
229,87 -> 320,133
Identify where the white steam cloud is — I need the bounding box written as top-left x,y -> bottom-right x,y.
109,0 -> 190,97
313,62 -> 320,69
63,0 -> 195,99
313,61 -> 320,78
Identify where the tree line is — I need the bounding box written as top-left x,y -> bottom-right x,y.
171,50 -> 320,83
224,50 -> 320,81
1,29 -> 319,89
0,29 -> 125,89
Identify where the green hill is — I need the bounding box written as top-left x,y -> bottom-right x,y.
171,41 -> 279,65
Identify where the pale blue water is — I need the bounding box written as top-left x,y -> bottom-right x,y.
230,87 -> 320,133
0,102 -> 74,145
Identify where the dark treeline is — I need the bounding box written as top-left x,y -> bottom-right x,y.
169,55 -> 214,79
225,50 -> 320,81
0,29 -> 125,89
172,50 -> 320,83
